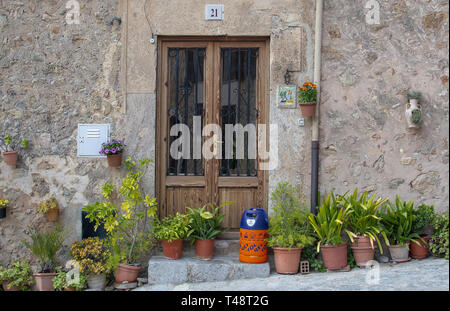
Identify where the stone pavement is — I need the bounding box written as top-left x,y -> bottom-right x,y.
135,257 -> 449,291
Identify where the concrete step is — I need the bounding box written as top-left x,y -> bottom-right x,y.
154,239 -> 241,257
148,256 -> 270,284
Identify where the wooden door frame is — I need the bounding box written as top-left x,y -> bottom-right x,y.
156,36 -> 270,219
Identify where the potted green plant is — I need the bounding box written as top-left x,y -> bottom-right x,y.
38,196 -> 59,222
0,260 -> 35,291
52,266 -> 87,291
83,157 -> 158,285
308,191 -> 354,270
153,213 -> 192,260
267,182 -> 315,274
297,82 -> 317,117
410,203 -> 435,259
99,139 -> 125,167
0,135 -> 28,167
429,213 -> 449,260
380,196 -> 424,263
70,237 -> 111,290
22,226 -> 68,291
342,189 -> 390,267
0,199 -> 8,219
186,202 -> 231,260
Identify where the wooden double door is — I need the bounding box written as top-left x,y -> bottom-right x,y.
156,37 -> 269,230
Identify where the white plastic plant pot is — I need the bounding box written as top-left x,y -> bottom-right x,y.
405,98 -> 423,129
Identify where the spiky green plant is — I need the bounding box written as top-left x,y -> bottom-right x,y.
186,202 -> 232,242
342,188 -> 389,251
379,196 -> 423,247
308,191 -> 355,252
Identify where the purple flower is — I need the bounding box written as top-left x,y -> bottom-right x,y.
105,148 -> 110,154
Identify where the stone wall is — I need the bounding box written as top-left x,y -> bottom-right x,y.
320,0 -> 449,212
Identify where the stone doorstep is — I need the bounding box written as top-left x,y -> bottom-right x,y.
148,256 -> 270,285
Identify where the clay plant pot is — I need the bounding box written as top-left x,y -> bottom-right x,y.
34,272 -> 58,291
2,280 -> 20,291
87,273 -> 106,290
2,151 -> 18,167
0,208 -> 6,219
410,235 -> 429,259
388,245 -> 410,262
46,207 -> 59,222
351,236 -> 376,267
107,153 -> 123,168
195,239 -> 215,260
320,243 -> 348,270
299,102 -> 316,117
273,247 -> 302,274
64,286 -> 76,291
115,264 -> 142,284
162,239 -> 183,259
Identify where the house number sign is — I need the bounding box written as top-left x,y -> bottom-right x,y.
205,5 -> 224,20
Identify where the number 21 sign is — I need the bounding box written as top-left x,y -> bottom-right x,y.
205,5 -> 224,20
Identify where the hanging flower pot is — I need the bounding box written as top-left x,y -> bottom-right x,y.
320,243 -> 348,270
38,197 -> 59,222
195,239 -> 215,260
115,264 -> 141,284
410,235 -> 429,259
273,247 -> 302,274
298,82 -> 318,117
162,239 -> 183,259
351,236 -> 376,267
99,139 -> 126,168
405,92 -> 423,129
2,151 -> 18,167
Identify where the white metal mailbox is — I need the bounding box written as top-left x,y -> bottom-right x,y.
77,124 -> 110,157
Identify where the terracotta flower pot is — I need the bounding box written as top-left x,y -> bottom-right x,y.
162,239 -> 183,259
195,239 -> 215,260
64,286 -> 76,291
299,102 -> 316,117
410,235 -> 429,259
46,207 -> 59,222
2,151 -> 18,167
273,247 -> 302,274
34,273 -> 58,291
351,236 -> 376,267
115,264 -> 141,284
0,208 -> 6,219
388,245 -> 410,262
2,280 -> 20,291
107,153 -> 123,168
320,243 -> 348,270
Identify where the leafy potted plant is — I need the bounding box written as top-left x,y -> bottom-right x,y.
0,199 -> 8,219
267,182 -> 315,274
99,139 -> 125,168
342,189 -> 390,267
52,266 -> 87,291
405,91 -> 423,129
70,237 -> 111,290
297,82 -> 317,117
308,191 -> 354,270
38,196 -> 59,222
22,226 -> 68,291
0,135 -> 28,167
380,196 -> 424,263
83,157 -> 158,285
153,213 -> 192,260
410,203 -> 435,259
429,213 -> 449,260
0,260 -> 35,291
186,202 -> 231,260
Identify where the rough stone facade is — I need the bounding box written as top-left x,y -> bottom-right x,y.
0,0 -> 448,267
